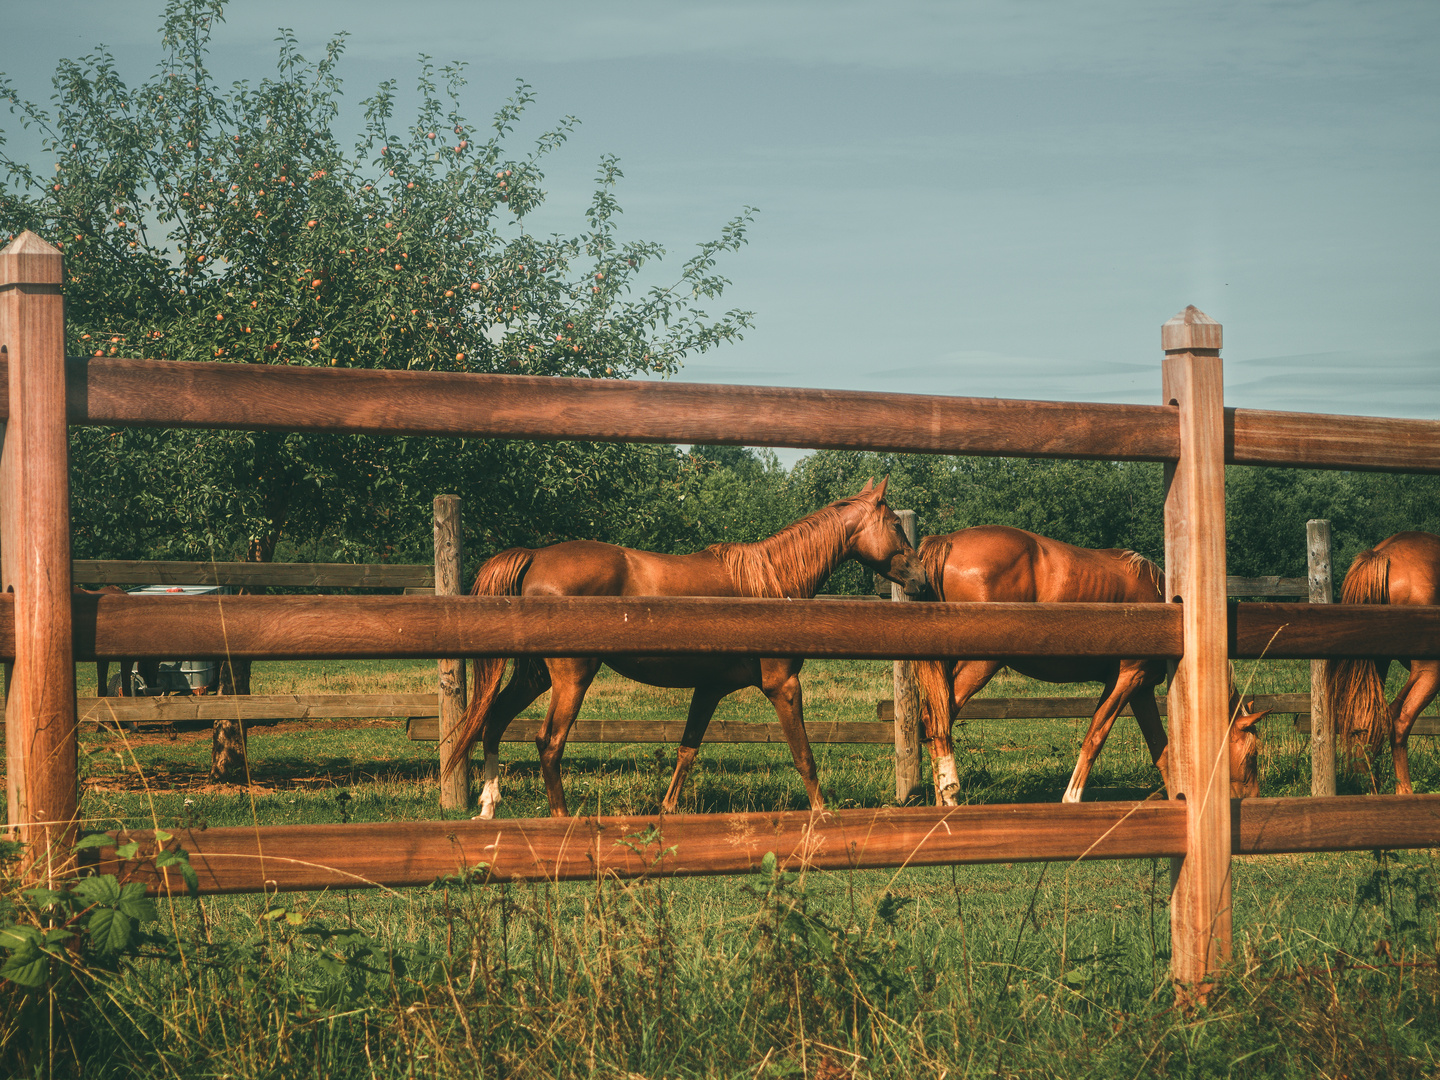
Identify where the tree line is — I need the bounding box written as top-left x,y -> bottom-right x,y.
6,2 -> 1432,596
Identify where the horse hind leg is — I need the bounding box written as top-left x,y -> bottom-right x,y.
1392,660 -> 1439,796
660,683 -> 733,813
928,660 -> 1002,807
760,661 -> 824,811
475,659 -> 552,820
535,658 -> 600,817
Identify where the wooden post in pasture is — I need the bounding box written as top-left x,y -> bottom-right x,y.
891,509 -> 924,804
1160,306 -> 1231,989
434,495 -> 469,811
1307,520 -> 1335,797
0,232 -> 78,876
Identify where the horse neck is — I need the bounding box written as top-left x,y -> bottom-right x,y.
713,502 -> 855,598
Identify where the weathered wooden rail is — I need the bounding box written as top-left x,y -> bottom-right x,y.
4,229 -> 1439,994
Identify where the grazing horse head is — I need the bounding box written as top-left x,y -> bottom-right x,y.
1228,697 -> 1271,799
846,477 -> 928,597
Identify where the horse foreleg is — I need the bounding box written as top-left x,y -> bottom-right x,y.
535,659 -> 599,818
930,661 -> 1002,807
761,661 -> 824,811
1391,660 -> 1440,795
661,683 -> 733,813
1063,666 -> 1147,804
475,659 -> 551,820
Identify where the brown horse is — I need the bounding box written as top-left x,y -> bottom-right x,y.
914,525 -> 1268,804
1326,531 -> 1440,793
446,478 -> 928,818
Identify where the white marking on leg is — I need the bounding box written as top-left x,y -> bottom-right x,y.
934,754 -> 961,805
1062,761 -> 1085,804
475,751 -> 502,820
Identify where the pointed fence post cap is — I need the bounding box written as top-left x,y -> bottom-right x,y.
0,231 -> 63,287
1162,305 -> 1221,352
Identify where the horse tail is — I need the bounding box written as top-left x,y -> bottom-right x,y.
441,548 -> 535,779
912,535 -> 954,742
1327,547 -> 1393,754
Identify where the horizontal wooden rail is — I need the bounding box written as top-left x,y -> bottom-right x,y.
1231,603 -> 1440,659
1,357 -> 1182,461
1293,715 -> 1440,736
89,793 -> 1440,896
874,692 -> 1313,723
93,802 -> 1189,894
73,560 -> 433,589
3,359 -> 1437,474
1234,794 -> 1440,854
1,597 -> 1438,662
12,595 -> 1188,662
1229,408 -> 1440,474
404,717 -> 894,744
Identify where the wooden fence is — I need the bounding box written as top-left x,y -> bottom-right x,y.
3,230 -> 1440,992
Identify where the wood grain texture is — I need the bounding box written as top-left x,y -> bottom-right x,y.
1233,794 -> 1440,854
1294,715 -> 1439,736
46,595 -> 1182,661
1162,306 -> 1233,983
0,231 -> 77,869
891,510 -> 924,804
91,801 -> 1189,895
1229,407 -> 1440,474
875,693 -> 1312,723
0,356 -> 1182,462
1230,604 -> 1440,659
433,495 -> 468,811
0,597 -> 1430,663
405,717 -> 899,744
1307,520 -> 1335,797
71,559 -> 433,588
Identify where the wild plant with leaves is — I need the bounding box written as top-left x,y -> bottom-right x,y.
0,0 -> 754,571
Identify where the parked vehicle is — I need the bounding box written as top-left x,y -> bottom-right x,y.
108,584 -> 230,696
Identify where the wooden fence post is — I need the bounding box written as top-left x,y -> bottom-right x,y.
1307,520 -> 1335,797
434,495 -> 469,811
891,509 -> 924,804
1161,305 -> 1231,990
0,232 -> 78,876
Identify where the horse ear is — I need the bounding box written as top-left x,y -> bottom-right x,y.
1235,709 -> 1270,734
860,477 -> 874,493
873,475 -> 889,499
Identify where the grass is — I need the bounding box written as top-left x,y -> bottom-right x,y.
4,657 -> 1439,1078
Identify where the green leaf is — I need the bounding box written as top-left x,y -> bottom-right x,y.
0,925 -> 42,951
86,907 -> 134,955
0,947 -> 49,988
73,875 -> 122,906
760,851 -> 777,876
71,832 -> 115,853
22,887 -> 69,909
115,841 -> 140,860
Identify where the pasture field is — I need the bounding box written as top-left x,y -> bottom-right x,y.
3,659 -> 1439,1078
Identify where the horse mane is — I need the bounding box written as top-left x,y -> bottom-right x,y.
708,499 -> 858,598
1121,550 -> 1165,596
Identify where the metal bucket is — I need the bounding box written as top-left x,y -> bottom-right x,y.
180,660 -> 217,692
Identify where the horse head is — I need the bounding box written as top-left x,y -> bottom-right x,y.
1228,697 -> 1271,799
846,476 -> 928,597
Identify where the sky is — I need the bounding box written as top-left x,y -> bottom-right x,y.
2,0 -> 1437,462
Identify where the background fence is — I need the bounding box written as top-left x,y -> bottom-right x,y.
3,230 -> 1440,993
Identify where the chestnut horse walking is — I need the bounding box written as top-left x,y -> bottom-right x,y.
445,479 -> 927,818
913,526 -> 1272,803
1326,531 -> 1440,793
914,526 -> 1172,804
